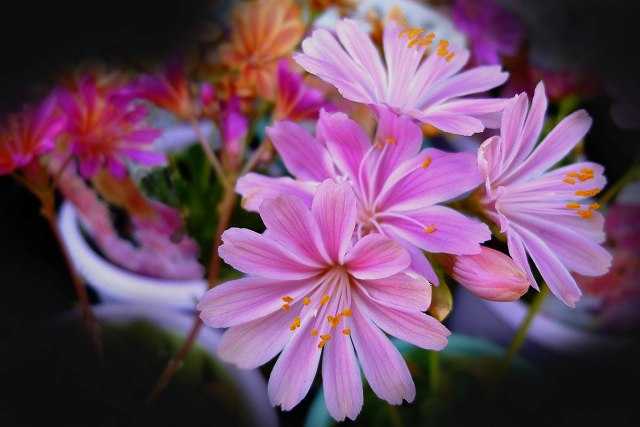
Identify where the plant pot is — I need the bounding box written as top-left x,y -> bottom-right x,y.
58,202 -> 207,310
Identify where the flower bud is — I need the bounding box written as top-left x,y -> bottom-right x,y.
436,247 -> 529,302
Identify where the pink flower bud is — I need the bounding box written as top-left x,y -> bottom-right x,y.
437,247 -> 529,302
200,82 -> 216,108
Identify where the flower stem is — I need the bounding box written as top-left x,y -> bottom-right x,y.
240,137 -> 270,176
190,117 -> 230,191
504,285 -> 549,367
428,351 -> 441,394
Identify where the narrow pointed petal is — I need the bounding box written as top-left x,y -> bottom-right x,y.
350,306 -> 416,405
322,327 -> 363,422
359,273 -> 431,312
507,231 -> 538,289
345,234 -> 410,280
236,173 -> 317,212
317,110 -> 370,181
311,180 -> 357,263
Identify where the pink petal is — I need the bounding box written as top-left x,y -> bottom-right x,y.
268,314 -> 322,410
345,234 -> 410,280
197,276 -> 316,327
382,21 -> 424,107
503,109 -> 593,185
236,173 -> 317,212
378,148 -> 482,211
267,121 -> 335,181
219,228 -> 321,279
316,110 -> 370,181
379,206 -> 491,255
513,82 -> 548,167
497,92 -> 529,173
259,195 -> 329,266
217,309 -> 293,368
311,180 -> 357,263
417,111 -> 485,136
404,242 -> 440,284
354,285 -> 450,350
512,223 -> 582,307
359,273 -> 431,312
507,230 -> 538,290
322,324 -> 363,421
349,305 -> 415,405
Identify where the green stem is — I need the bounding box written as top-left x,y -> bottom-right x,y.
598,164 -> 640,206
504,285 -> 549,367
428,351 -> 440,394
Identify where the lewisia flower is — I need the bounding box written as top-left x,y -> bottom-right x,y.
57,76 -> 164,178
219,96 -> 248,169
477,82 -> 612,307
436,246 -> 529,302
294,18 -> 509,135
198,180 -> 449,421
237,109 -> 491,283
274,60 -> 329,121
218,0 -> 305,99
452,0 -> 523,65
0,96 -> 65,174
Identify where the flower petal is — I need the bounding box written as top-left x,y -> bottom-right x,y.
197,276 -> 316,327
312,180 -> 357,263
359,273 -> 431,312
322,324 -> 363,422
267,121 -> 335,181
219,228 -> 320,279
349,306 -> 415,405
345,234 -> 411,280
354,285 -> 450,350
236,173 -> 317,212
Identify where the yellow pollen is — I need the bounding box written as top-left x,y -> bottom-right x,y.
421,156 -> 432,169
566,171 -> 580,178
423,224 -> 437,234
282,296 -> 294,303
327,315 -> 340,328
589,202 -> 601,210
311,328 -> 319,337
341,308 -> 352,317
385,136 -> 397,145
320,295 -> 330,306
445,52 -> 455,62
563,177 -> 577,185
578,209 -> 593,219
317,334 -> 332,349
575,188 -> 601,197
400,28 -> 423,39
342,328 -> 351,336
289,316 -> 301,331
281,303 -> 291,312
566,202 -> 581,210
303,296 -> 311,306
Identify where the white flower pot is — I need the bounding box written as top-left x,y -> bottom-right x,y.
58,202 -> 208,310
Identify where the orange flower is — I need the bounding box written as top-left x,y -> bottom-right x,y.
218,0 -> 305,100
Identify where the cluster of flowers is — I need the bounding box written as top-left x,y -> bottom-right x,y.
0,0 -> 614,422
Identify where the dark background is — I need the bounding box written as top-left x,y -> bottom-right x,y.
1,1 -> 639,426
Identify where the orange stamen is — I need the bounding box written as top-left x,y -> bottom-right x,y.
289,316 -> 301,331
575,188 -> 601,197
342,328 -> 351,336
421,156 -> 432,169
282,296 -> 294,303
303,296 -> 311,306
341,308 -> 352,317
320,295 -> 330,306
566,202 -> 581,210
423,224 -> 437,234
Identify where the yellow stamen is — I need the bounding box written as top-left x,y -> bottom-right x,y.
421,156 -> 432,169
318,334 -> 332,349
445,52 -> 455,62
565,202 -> 581,210
320,295 -> 330,306
327,315 -> 340,328
281,303 -> 291,312
289,316 -> 301,331
400,28 -> 423,39
577,168 -> 594,181
282,296 -> 294,303
341,308 -> 352,317
578,209 -> 593,219
303,296 -> 311,306
589,202 -> 601,210
563,177 -> 577,185
342,328 -> 351,336
566,171 -> 580,178
575,188 -> 601,197
311,328 -> 319,337
423,224 -> 437,234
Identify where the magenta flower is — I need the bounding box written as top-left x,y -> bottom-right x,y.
198,180 -> 449,421
437,246 -> 529,302
57,76 -> 164,178
275,59 -> 329,121
477,82 -> 612,307
220,96 -> 248,164
294,18 -> 509,136
237,109 -> 490,283
452,0 -> 524,66
0,95 -> 66,175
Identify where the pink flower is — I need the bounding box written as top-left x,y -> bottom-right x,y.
198,180 -> 449,421
294,19 -> 509,136
0,95 -> 65,175
237,108 -> 491,284
57,76 -> 164,178
220,96 -> 248,169
437,246 -> 529,302
275,59 -> 329,121
477,82 -> 612,307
